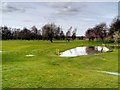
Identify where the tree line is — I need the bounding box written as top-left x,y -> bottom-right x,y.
0,23 -> 77,42
0,16 -> 120,43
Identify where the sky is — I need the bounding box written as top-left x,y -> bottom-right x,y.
1,2 -> 118,36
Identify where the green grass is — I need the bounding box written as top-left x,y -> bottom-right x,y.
1,40 -> 119,88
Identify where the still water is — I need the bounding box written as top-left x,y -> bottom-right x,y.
60,46 -> 110,57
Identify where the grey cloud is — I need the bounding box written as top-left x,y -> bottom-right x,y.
80,18 -> 96,22
22,20 -> 33,22
47,2 -> 83,21
1,2 -> 25,13
56,6 -> 79,15
48,2 -> 72,8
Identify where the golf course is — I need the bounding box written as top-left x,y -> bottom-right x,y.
1,40 -> 119,88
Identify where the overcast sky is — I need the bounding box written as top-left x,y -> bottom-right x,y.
1,2 -> 118,36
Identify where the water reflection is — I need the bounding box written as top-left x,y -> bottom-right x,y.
60,46 -> 110,57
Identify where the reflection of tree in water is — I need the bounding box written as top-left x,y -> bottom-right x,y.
86,46 -> 98,54
69,50 -> 72,54
63,46 -> 107,56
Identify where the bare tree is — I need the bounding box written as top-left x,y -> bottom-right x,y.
66,26 -> 72,41
60,30 -> 65,40
72,28 -> 77,40
42,23 -> 61,42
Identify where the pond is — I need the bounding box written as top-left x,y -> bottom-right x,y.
59,46 -> 119,57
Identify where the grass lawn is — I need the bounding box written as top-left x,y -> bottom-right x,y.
1,40 -> 119,88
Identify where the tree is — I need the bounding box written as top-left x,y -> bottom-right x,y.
113,30 -> 120,43
37,29 -> 42,40
19,27 -> 31,40
85,28 -> 95,41
42,23 -> 60,42
31,26 -> 38,40
93,23 -> 107,40
72,28 -> 77,40
109,16 -> 120,34
66,26 -> 72,41
2,26 -> 12,40
12,28 -> 21,39
54,26 -> 61,40
85,23 -> 108,41
109,16 -> 120,39
60,30 -> 65,40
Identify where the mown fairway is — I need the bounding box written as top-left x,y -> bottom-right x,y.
2,40 -> 119,88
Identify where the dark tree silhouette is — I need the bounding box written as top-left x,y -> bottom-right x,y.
2,26 -> 12,40
66,26 -> 72,41
85,23 -> 108,41
60,30 -> 65,40
109,16 -> 120,43
19,27 -> 31,40
109,16 -> 120,35
72,28 -> 77,40
85,28 -> 95,41
42,23 -> 62,42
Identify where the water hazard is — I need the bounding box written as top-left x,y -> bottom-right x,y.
60,46 -> 112,57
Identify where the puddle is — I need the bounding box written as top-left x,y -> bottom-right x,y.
97,71 -> 120,76
60,46 -> 110,57
25,54 -> 35,57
